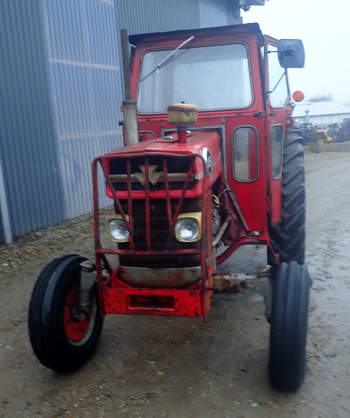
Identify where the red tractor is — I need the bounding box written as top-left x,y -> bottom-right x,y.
29,23 -> 311,391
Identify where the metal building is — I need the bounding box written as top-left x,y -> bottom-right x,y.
0,0 -> 260,243
293,102 -> 350,125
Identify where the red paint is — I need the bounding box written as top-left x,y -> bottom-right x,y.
64,285 -> 92,342
105,131 -> 222,201
178,129 -> 188,143
103,287 -> 203,317
91,23 -> 296,320
92,154 -> 212,318
248,128 -> 258,180
144,157 -> 151,250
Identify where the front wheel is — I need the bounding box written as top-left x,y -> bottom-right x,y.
268,262 -> 311,391
28,255 -> 103,371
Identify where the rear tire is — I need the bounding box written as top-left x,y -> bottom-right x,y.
268,262 -> 311,391
28,255 -> 103,372
269,129 -> 305,265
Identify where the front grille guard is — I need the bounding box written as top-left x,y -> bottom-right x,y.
92,152 -> 213,291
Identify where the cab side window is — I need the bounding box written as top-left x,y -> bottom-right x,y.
267,45 -> 289,108
270,125 -> 284,179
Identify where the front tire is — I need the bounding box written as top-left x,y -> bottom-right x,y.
28,255 -> 103,372
268,262 -> 311,391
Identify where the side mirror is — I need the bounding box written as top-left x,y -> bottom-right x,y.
278,39 -> 305,68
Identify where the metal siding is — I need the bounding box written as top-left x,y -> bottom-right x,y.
294,114 -> 346,126
1,0 -> 235,239
0,215 -> 3,244
0,0 -> 65,238
0,158 -> 13,243
114,0 -> 201,120
115,0 -> 201,35
199,0 -> 239,27
44,0 -> 123,219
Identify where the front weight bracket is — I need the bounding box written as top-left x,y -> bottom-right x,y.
78,260 -> 97,317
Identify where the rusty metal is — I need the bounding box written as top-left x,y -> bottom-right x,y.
103,286 -> 203,317
255,265 -> 271,278
221,186 -> 249,232
109,172 -> 194,184
172,158 -> 195,223
92,151 -> 211,317
120,29 -> 132,100
211,273 -> 248,293
119,265 -> 201,288
144,157 -> 151,250
211,266 -> 271,293
212,215 -> 231,247
162,158 -> 173,230
267,240 -> 280,265
79,268 -> 96,316
202,183 -> 212,321
126,159 -> 135,251
80,259 -> 95,272
97,248 -> 201,256
120,29 -> 138,146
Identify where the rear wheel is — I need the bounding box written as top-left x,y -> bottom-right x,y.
269,129 -> 305,264
28,255 -> 103,371
268,262 -> 311,391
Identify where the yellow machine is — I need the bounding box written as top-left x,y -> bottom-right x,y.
315,128 -> 333,145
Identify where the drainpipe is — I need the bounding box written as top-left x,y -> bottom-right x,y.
120,29 -> 138,146
0,159 -> 13,244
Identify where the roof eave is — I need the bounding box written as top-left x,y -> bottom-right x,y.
128,23 -> 264,47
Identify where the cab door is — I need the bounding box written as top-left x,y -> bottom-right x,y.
264,37 -> 291,225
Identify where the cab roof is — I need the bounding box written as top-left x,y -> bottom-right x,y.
129,23 -> 264,47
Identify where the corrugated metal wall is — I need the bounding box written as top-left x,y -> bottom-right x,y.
199,0 -> 239,27
114,0 -> 237,96
115,0 -> 239,35
115,0 -> 200,35
0,0 -> 123,239
43,0 -> 123,219
0,215 -> 3,244
0,0 -> 65,238
0,0 -> 237,240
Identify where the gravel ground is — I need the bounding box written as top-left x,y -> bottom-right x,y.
0,151 -> 350,417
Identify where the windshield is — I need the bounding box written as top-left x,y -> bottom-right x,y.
137,43 -> 252,114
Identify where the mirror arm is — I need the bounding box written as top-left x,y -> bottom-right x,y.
265,70 -> 287,96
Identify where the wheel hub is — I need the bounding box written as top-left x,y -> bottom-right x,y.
64,286 -> 95,344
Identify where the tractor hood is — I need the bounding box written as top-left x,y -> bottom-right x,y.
107,130 -> 220,159
104,129 -> 222,200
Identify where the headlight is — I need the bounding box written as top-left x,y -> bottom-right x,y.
175,212 -> 201,242
108,216 -> 129,242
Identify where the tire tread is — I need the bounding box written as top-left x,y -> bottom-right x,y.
269,129 -> 306,264
269,262 -> 311,391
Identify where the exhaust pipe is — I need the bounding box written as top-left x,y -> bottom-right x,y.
120,29 -> 138,146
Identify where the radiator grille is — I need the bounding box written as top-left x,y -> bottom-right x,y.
108,156 -> 196,191
118,199 -> 202,268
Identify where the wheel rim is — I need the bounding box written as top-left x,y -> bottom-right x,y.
64,285 -> 97,346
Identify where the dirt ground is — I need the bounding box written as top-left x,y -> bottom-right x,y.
0,150 -> 350,418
